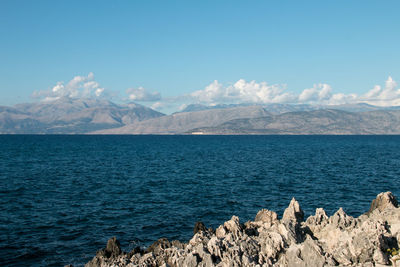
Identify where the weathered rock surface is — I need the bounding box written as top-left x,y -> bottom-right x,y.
85,192 -> 400,267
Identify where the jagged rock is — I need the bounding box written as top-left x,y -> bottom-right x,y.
146,238 -> 171,255
183,252 -> 201,267
92,237 -> 122,259
329,207 -> 356,229
279,236 -> 331,267
367,191 -> 399,215
282,197 -> 304,223
223,216 -> 242,236
188,230 -> 212,250
138,252 -> 156,265
284,221 -> 307,244
194,221 -> 207,234
216,216 -> 243,240
85,192 -> 400,267
255,209 -> 278,225
243,221 -> 259,237
305,208 -> 329,235
166,248 -> 186,266
105,237 -> 122,257
171,239 -> 186,249
258,231 -> 285,264
126,246 -> 143,259
85,237 -> 125,267
306,208 -> 328,226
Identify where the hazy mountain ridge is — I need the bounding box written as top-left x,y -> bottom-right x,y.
190,109 -> 400,134
178,102 -> 399,114
2,99 -> 400,134
177,103 -> 317,114
95,103 -> 400,135
96,105 -> 272,134
0,97 -> 164,134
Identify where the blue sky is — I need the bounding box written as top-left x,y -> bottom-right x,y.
1,0 -> 400,113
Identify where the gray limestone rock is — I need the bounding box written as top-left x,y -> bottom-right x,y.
146,238 -> 172,256
282,198 -> 304,223
85,192 -> 400,267
367,191 -> 398,215
255,209 -> 278,224
329,207 -> 356,229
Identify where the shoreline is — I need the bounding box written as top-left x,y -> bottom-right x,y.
82,192 -> 400,267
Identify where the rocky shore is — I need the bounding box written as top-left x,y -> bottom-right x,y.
84,192 -> 400,267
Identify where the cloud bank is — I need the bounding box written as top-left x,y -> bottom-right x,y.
188,76 -> 400,107
33,73 -> 105,101
190,79 -> 295,104
189,79 -> 337,105
32,73 -> 400,113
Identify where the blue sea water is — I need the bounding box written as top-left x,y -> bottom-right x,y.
1,135 -> 400,266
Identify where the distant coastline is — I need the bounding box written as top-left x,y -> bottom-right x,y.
2,98 -> 400,135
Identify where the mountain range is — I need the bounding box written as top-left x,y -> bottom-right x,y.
1,97 -> 400,134
0,97 -> 163,134
190,109 -> 400,135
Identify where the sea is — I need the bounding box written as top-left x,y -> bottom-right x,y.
1,135 -> 399,266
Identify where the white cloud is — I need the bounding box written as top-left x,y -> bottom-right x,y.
95,88 -> 104,97
320,76 -> 400,106
33,72 -> 105,101
190,79 -> 296,104
190,80 -> 224,103
178,103 -> 188,111
359,76 -> 400,106
150,101 -> 164,110
298,83 -> 332,102
126,87 -> 161,101
326,93 -> 358,105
